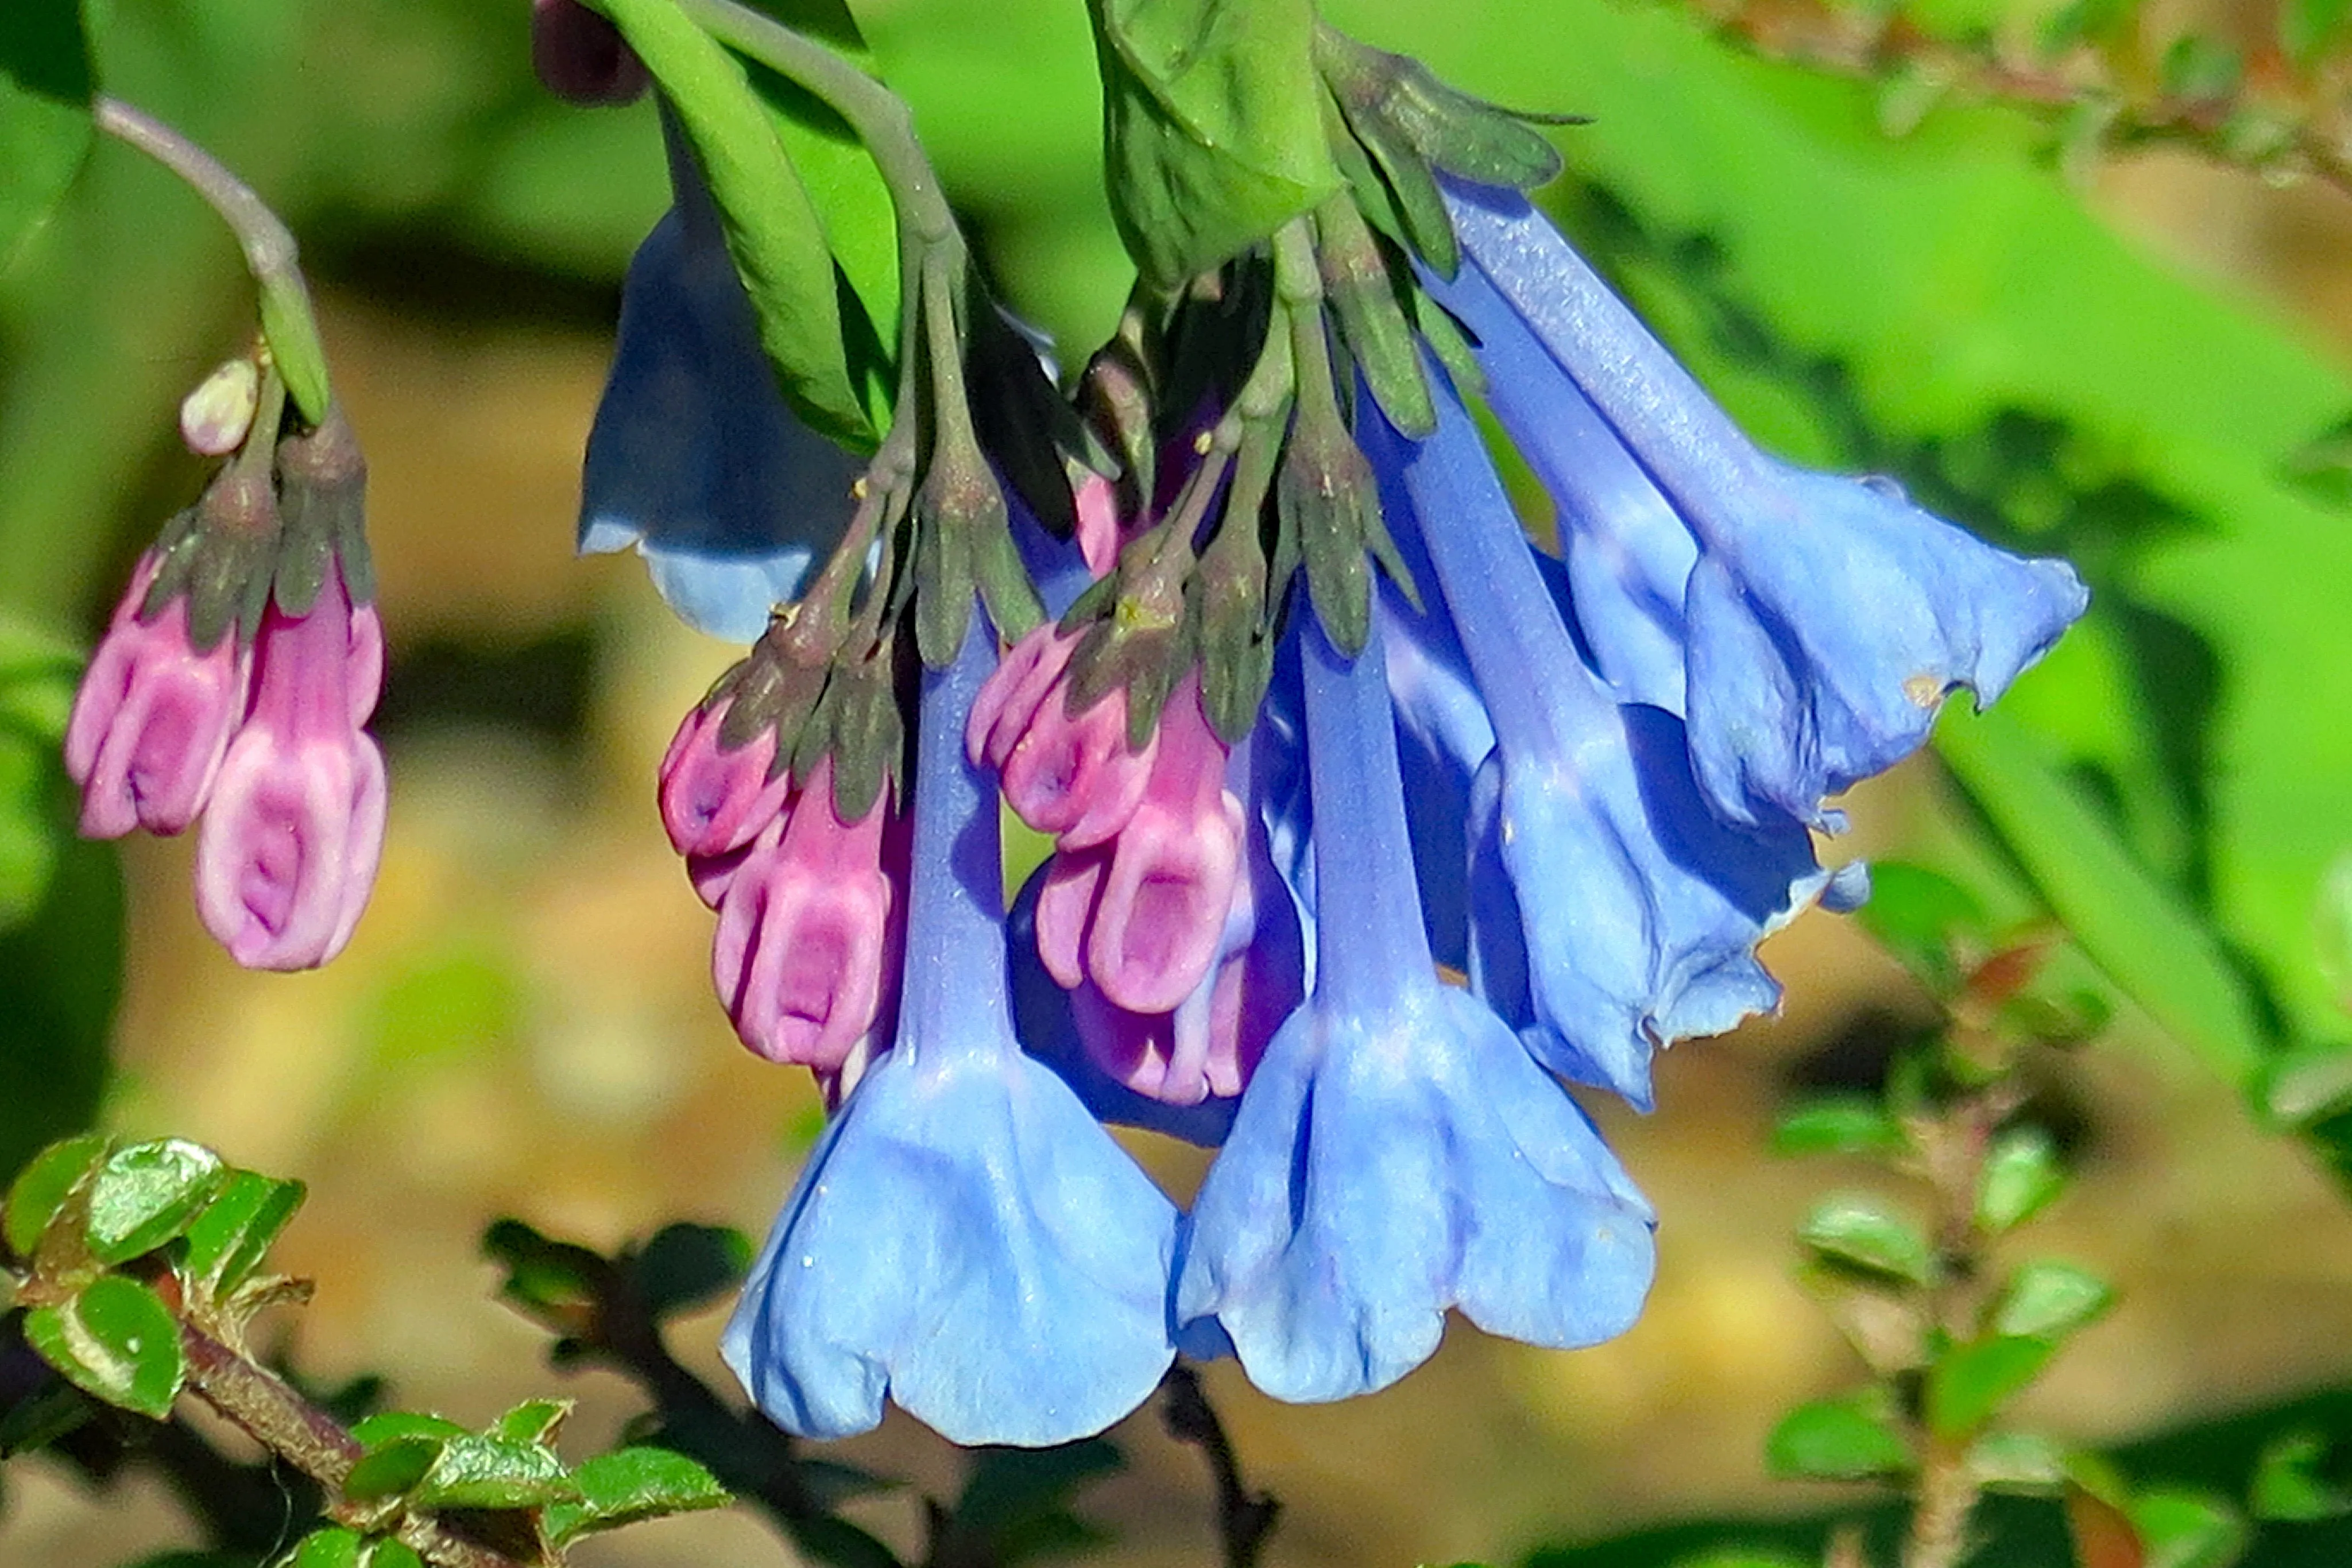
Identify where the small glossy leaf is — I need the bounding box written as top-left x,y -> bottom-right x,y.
1763,1393 -> 1913,1480
633,1223 -> 752,1319
482,1218 -> 604,1329
0,0 -> 94,272
285,1527 -> 364,1568
342,1437 -> 446,1501
85,1139 -> 226,1265
24,1275 -> 185,1419
409,1431 -> 575,1511
1995,1260 -> 2114,1341
1797,1195 -> 1933,1284
349,1411 -> 468,1447
1976,1126 -> 2065,1234
545,1446 -> 732,1544
2127,1488 -> 2246,1568
1967,1429 -> 2069,1493
490,1397 -> 571,1447
1769,1097 -> 1907,1158
5,1132 -> 105,1257
2250,1430 -> 2349,1521
1927,1335 -> 2053,1440
179,1170 -> 305,1299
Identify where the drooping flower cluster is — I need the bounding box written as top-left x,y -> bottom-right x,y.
584,114 -> 2084,1442
67,403 -> 386,971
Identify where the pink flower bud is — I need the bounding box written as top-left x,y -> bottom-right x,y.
966,624 -> 1156,848
64,556 -> 252,839
658,696 -> 790,859
1074,472 -> 1121,578
194,571 -> 386,970
712,760 -> 901,1071
1030,673 -> 1242,1015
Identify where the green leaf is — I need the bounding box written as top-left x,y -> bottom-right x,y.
83,1139 -> 226,1265
349,1411 -> 469,1447
1088,0 -> 1343,285
1926,1334 -> 2053,1440
1763,1393 -> 1913,1480
1966,1429 -> 2069,1493
0,0 -> 94,272
633,1222 -> 752,1318
343,1431 -> 450,1502
2250,1430 -> 2350,1521
1994,1260 -> 2114,1342
409,1431 -> 575,1511
481,1217 -> 604,1328
178,1170 -> 305,1299
595,0 -> 872,448
1975,1125 -> 2065,1234
362,1540 -> 423,1568
284,1527 -> 363,1568
489,1397 -> 571,1447
1851,861 -> 1987,994
1796,1194 -> 1933,1284
5,1131 -> 103,1257
1934,705 -> 2266,1087
544,1445 -> 731,1545
0,612 -> 82,927
2260,1039 -> 2352,1126
1769,1097 -> 1908,1158
2127,1487 -> 2246,1568
23,1275 -> 185,1419
2281,0 -> 2352,62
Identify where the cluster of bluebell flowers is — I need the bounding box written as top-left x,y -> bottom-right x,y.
581,115 -> 2086,1445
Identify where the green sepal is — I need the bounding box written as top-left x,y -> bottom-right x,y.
1197,424 -> 1284,744
1409,288 -> 1485,401
543,1446 -> 732,1546
594,0 -> 872,449
178,1169 -> 306,1302
1066,531 -> 1197,748
1088,0 -> 1344,287
795,643 -> 903,824
1796,1193 -> 1933,1285
1763,1390 -> 1913,1481
272,411 -> 369,616
145,471 -> 283,655
1324,80 -> 1455,281
1077,323 -> 1159,526
1278,400 -> 1411,657
1316,199 -> 1433,438
24,1275 -> 187,1420
84,1138 -> 226,1266
1315,27 -> 1568,192
5,1132 -> 106,1260
258,280 -> 332,429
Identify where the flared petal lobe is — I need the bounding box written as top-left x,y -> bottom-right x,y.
1175,614 -> 1655,1403
721,616 -> 1178,1447
1440,180 -> 2087,827
579,130 -> 860,643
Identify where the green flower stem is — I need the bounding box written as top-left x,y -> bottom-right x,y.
92,98 -> 333,425
177,1318 -> 527,1568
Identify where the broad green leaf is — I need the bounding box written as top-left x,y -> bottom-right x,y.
84,1138 -> 226,1265
1796,1194 -> 1933,1284
24,1275 -> 185,1419
1088,0 -> 1343,285
1763,1393 -> 1913,1480
489,1397 -> 571,1447
177,1170 -> 305,1299
342,1436 -> 447,1501
1975,1125 -> 2065,1234
1934,704 -> 2265,1086
1769,1096 -> 1908,1158
5,1131 -> 103,1257
0,0 -> 94,272
544,1446 -> 731,1544
634,1222 -> 752,1318
2126,1488 -> 2246,1568
1927,1334 -> 2053,1439
595,0 -> 872,448
1994,1260 -> 2114,1341
409,1431 -> 575,1511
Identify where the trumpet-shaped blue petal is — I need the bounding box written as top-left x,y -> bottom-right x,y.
721,615 -> 1177,1447
1174,614 -> 1655,1403
581,127 -> 860,643
1441,180 -> 2088,827
1365,384 -> 1830,1108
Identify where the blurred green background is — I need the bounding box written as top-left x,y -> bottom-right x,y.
6,0 -> 2352,1563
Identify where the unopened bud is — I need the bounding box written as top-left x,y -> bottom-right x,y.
180,359 -> 260,457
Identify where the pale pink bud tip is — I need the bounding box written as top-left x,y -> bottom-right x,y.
659,698 -> 788,858
712,760 -> 900,1071
179,359 -> 260,457
192,571 -> 385,970
65,557 -> 250,839
967,625 -> 1155,847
